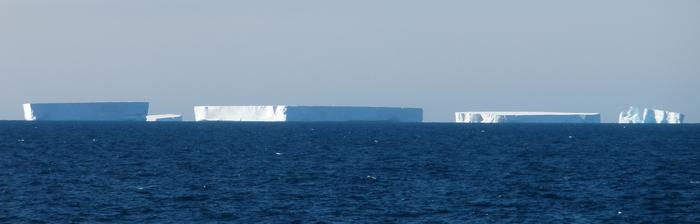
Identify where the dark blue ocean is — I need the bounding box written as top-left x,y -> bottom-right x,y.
1,122 -> 699,223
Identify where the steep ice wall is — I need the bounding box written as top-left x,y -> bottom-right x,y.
23,102 -> 149,121
194,106 -> 287,122
147,114 -> 183,122
194,106 -> 422,122
455,112 -> 600,123
284,106 -> 422,122
618,107 -> 644,123
619,106 -> 684,124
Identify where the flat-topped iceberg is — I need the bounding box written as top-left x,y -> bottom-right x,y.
455,112 -> 600,123
194,105 -> 423,122
23,102 -> 149,121
619,106 -> 684,124
147,114 -> 183,122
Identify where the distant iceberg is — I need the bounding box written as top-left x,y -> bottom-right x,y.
23,102 -> 149,121
455,112 -> 600,123
147,114 -> 182,122
194,105 -> 423,122
619,106 -> 684,124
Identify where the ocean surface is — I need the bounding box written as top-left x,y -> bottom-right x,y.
1,122 -> 698,223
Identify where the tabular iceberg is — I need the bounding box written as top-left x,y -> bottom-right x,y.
619,106 -> 684,124
455,112 -> 600,123
23,102 -> 149,121
147,114 -> 183,122
194,106 -> 423,122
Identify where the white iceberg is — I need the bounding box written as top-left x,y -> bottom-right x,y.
194,105 -> 423,122
23,102 -> 149,121
619,106 -> 684,124
455,112 -> 600,123
147,114 -> 183,122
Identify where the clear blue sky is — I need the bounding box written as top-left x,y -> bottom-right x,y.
1,0 -> 698,122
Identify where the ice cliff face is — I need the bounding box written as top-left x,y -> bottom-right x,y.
619,107 -> 684,124
194,106 -> 287,122
194,106 -> 423,122
455,112 -> 600,123
147,114 -> 183,122
23,102 -> 149,121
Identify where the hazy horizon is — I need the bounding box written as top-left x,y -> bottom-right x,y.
2,0 -> 699,122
